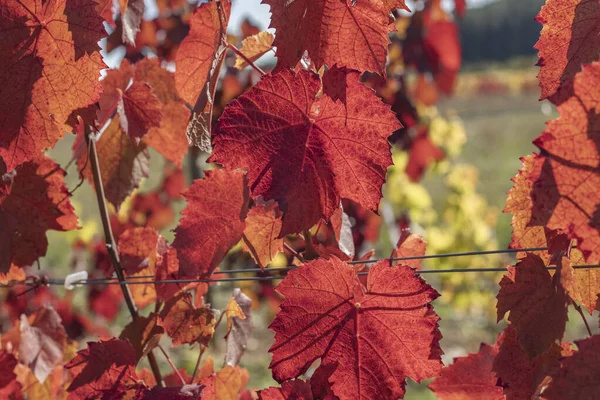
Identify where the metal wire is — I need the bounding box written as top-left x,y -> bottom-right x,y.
2,244 -> 598,288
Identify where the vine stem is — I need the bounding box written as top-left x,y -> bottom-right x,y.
191,345 -> 207,383
283,242 -> 305,263
573,302 -> 593,337
158,345 -> 186,385
227,43 -> 266,76
84,123 -> 164,386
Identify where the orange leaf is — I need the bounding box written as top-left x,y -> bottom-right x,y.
234,31 -> 274,70
242,201 -> 284,269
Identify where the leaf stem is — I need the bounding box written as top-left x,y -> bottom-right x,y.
573,302 -> 593,337
84,123 -> 164,386
191,345 -> 207,383
227,43 -> 266,76
283,242 -> 305,263
158,344 -> 186,385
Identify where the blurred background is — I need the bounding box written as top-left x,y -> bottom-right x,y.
4,0 -> 596,398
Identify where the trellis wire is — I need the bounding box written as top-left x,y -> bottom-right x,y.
3,246 -> 599,289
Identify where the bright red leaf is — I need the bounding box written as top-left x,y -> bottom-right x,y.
392,232 -> 427,270
210,68 -> 400,235
0,155 -> 78,273
65,338 -> 138,399
264,0 -> 409,75
535,0 -> 600,101
493,325 -> 571,400
524,62 -> 600,264
496,253 -> 569,359
269,257 -> 442,400
428,342 -> 503,400
543,334 -> 600,399
0,351 -> 19,393
0,0 -> 105,171
173,168 -> 250,278
258,380 -> 313,400
118,227 -> 160,275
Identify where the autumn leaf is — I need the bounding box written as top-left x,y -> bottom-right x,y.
133,58 -> 190,167
19,306 -> 67,384
543,334 -> 600,399
223,295 -> 246,338
496,254 -> 569,359
422,17 -> 461,94
405,129 -> 445,181
0,156 -> 78,273
98,61 -> 163,141
330,205 -> 355,258
0,0 -> 105,171
225,289 -> 253,367
119,315 -> 164,362
493,325 -> 571,400
214,366 -> 243,400
173,168 -> 250,278
65,338 -> 138,400
257,380 -> 313,400
535,0 -> 600,101
74,117 -> 150,210
269,257 -> 442,400
264,0 -> 409,74
159,293 -> 216,347
89,285 -> 123,321
392,232 -> 427,270
210,68 -> 400,235
119,0 -> 145,46
118,227 -> 160,275
0,351 -> 21,397
428,341 -> 504,400
242,201 -> 284,269
523,62 -> 600,263
234,31 -> 274,70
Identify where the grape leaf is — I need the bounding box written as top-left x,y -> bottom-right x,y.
535,0 -> 600,101
263,0 -> 409,74
523,62 -> 600,263
118,227 -> 160,275
0,155 -> 78,273
119,315 -> 164,362
133,58 -> 190,167
258,380 -> 313,400
0,0 -> 105,171
173,168 -> 249,278
225,289 -> 253,367
19,306 -> 67,384
392,232 -> 427,270
89,285 -> 123,321
428,342 -> 504,400
119,0 -> 144,46
74,117 -> 150,209
422,17 -> 461,94
175,0 -> 231,106
493,325 -> 571,400
405,128 -> 445,182
496,254 -> 569,359
543,334 -> 600,399
223,295 -> 246,337
159,293 -> 216,347
0,351 -> 19,392
234,31 -> 274,70
242,201 -> 284,269
210,68 -> 400,235
269,257 -> 442,400
65,338 -> 138,400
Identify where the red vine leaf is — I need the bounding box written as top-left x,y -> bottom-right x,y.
535,0 -> 600,101
0,155 -> 78,273
118,227 -> 160,275
428,340 -> 504,400
175,0 -> 231,106
74,117 -> 150,210
543,334 -> 600,399
0,0 -> 105,171
158,293 -> 216,347
19,305 -> 67,383
242,201 -> 284,269
269,257 -> 442,399
496,254 -> 569,359
65,338 -> 138,399
173,168 -> 250,278
264,0 -> 409,74
493,325 -> 572,400
392,232 -> 427,270
0,351 -> 21,398
133,58 -> 190,167
119,314 -> 164,363
234,31 -> 275,70
524,62 -> 600,264
210,68 -> 400,235
258,380 -> 313,400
